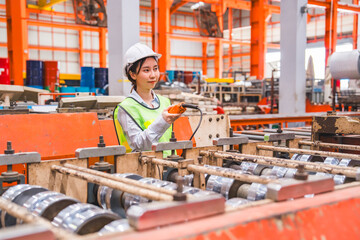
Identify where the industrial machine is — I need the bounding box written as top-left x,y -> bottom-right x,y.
0,112 -> 359,239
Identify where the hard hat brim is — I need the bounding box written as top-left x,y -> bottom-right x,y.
128,53 -> 162,65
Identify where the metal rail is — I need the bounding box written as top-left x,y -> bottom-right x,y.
145,157 -> 272,184
64,163 -> 177,197
257,145 -> 360,161
299,141 -> 360,152
51,165 -> 173,202
187,164 -> 273,185
199,150 -> 360,179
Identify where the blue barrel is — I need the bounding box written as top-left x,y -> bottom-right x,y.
27,85 -> 43,89
174,71 -> 184,83
193,71 -> 201,82
81,67 -> 95,88
26,60 -> 43,86
94,68 -> 108,89
75,87 -> 90,92
59,86 -> 76,97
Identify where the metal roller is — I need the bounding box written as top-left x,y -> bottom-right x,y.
0,184 -> 48,227
52,203 -> 119,235
183,174 -> 194,187
98,219 -> 132,235
247,183 -> 267,201
316,157 -> 340,177
123,178 -> 166,211
284,154 -> 311,178
206,175 -> 234,199
270,166 -> 288,178
225,198 -> 250,208
240,162 -> 272,176
20,191 -> 79,224
334,159 -> 352,185
97,173 -> 142,218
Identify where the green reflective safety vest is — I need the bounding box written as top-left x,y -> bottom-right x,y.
113,95 -> 172,158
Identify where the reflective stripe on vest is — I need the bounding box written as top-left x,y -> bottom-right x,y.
113,94 -> 172,157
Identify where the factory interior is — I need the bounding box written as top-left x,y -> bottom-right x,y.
1,0 -> 360,239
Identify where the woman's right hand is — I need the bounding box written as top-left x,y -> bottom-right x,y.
162,106 -> 182,124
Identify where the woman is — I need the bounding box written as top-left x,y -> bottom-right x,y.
113,43 -> 182,157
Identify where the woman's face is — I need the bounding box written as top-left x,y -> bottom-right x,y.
131,57 -> 159,92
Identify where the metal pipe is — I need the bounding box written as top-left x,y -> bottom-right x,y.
257,145 -> 360,161
299,141 -> 360,152
283,128 -> 311,133
239,131 -> 266,136
151,158 -> 180,168
186,164 -> 273,185
199,150 -> 359,178
64,163 -> 177,196
51,165 -> 173,202
0,197 -> 78,240
262,129 -> 311,136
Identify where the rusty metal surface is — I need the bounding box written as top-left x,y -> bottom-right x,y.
312,115 -> 360,134
299,140 -> 360,151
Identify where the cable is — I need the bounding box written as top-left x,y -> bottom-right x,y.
180,107 -> 203,159
188,108 -> 202,141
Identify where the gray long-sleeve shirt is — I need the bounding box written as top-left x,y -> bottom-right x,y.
117,90 -> 171,152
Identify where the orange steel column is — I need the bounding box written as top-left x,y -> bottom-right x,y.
215,39 -> 223,78
213,1 -> 225,78
325,0 -> 338,66
157,0 -> 172,72
79,30 -> 84,67
250,0 -> 267,80
228,8 -> 233,77
202,43 -> 208,76
99,28 -> 107,67
151,0 -> 159,53
6,0 -> 28,85
353,0 -> 358,49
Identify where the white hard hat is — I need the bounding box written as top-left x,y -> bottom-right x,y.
124,43 -> 161,73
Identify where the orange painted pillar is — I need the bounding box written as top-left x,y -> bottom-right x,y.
213,1 -> 225,78
99,28 -> 107,68
325,0 -> 338,66
250,0 -> 267,80
353,0 -> 358,50
157,0 -> 172,72
228,8 -> 233,77
202,43 -> 208,76
214,39 -> 223,78
79,30 -> 84,67
6,0 -> 28,85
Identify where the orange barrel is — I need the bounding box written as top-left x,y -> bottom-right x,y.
0,58 -> 10,85
43,61 -> 58,92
